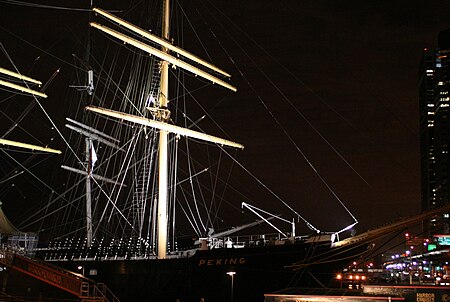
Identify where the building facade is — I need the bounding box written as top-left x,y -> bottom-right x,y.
419,30 -> 450,236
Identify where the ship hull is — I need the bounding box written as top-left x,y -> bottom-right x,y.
42,241 -> 370,302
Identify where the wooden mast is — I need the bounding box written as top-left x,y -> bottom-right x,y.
88,4 -> 241,258
157,0 -> 171,259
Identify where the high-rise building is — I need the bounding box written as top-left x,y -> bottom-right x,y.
419,29 -> 450,236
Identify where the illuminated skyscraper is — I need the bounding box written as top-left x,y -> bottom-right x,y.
419,29 -> 450,236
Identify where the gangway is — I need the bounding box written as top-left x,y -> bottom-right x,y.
0,249 -> 120,302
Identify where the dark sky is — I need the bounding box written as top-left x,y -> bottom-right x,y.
1,0 -> 450,236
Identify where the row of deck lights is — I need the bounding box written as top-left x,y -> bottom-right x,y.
46,236 -> 182,259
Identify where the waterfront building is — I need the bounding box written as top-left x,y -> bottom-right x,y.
419,29 -> 450,236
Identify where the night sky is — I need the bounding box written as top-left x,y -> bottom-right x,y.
1,0 -> 450,237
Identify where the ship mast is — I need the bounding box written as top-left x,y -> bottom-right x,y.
87,5 -> 242,259
157,0 -> 171,259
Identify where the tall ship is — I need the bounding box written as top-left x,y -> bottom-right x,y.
0,1 -> 436,302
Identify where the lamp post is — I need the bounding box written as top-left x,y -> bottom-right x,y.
226,271 -> 236,302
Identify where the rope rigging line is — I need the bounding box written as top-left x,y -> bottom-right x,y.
185,7 -> 318,231
0,112 -> 44,144
170,127 -> 179,249
1,68 -> 60,140
0,149 -> 79,227
212,156 -> 236,227
185,136 -> 207,233
0,26 -> 87,74
166,134 -> 235,237
17,169 -> 95,230
89,63 -> 236,237
167,64 -> 220,235
1,4 -> 150,239
179,184 -> 202,237
168,68 -> 254,230
69,55 -> 157,240
0,0 -> 122,12
0,43 -> 83,164
196,1 -> 359,226
95,129 -> 143,237
206,149 -> 222,228
174,152 -> 242,220
0,46 -> 93,233
175,0 -> 216,67
287,239 -> 321,286
0,170 -> 24,185
168,68 -> 305,229
176,191 -> 202,237
165,113 -> 246,220
201,0 -> 370,188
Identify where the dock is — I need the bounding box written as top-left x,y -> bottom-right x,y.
264,285 -> 450,302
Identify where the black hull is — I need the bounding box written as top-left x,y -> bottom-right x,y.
40,241 -> 370,302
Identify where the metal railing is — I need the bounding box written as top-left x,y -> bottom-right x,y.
0,248 -> 120,302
